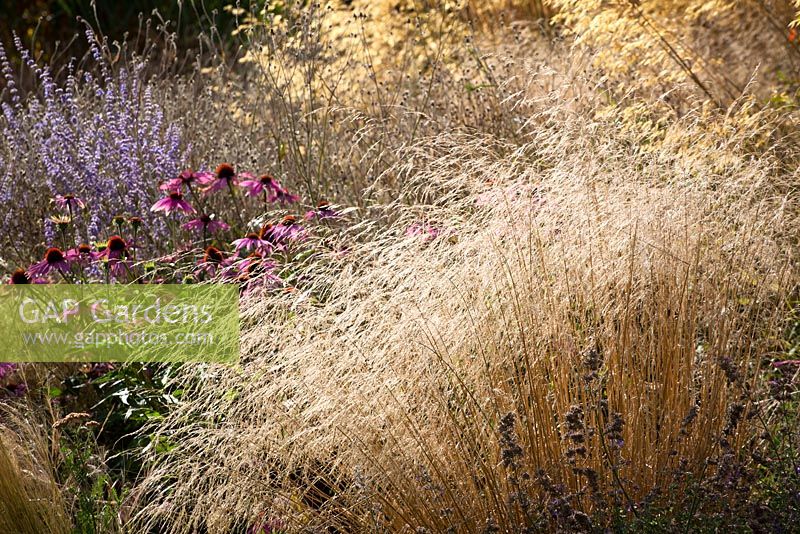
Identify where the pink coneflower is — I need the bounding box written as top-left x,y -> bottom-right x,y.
203,163 -> 241,194
239,173 -> 299,204
103,236 -> 128,259
237,252 -> 269,273
237,253 -> 280,293
28,247 -> 71,277
196,246 -> 236,279
151,191 -> 195,215
65,243 -> 100,267
100,236 -> 132,278
203,246 -> 225,264
239,173 -> 275,197
258,223 -> 275,245
267,215 -> 306,243
232,233 -> 273,254
273,188 -> 299,204
8,268 -> 47,284
182,214 -> 230,234
304,200 -> 340,220
160,169 -> 215,191
406,223 -> 442,241
53,194 -> 85,212
9,268 -> 30,284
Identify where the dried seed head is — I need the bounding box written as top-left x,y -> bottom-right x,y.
44,247 -> 66,264
216,163 -> 236,180
107,236 -> 126,253
10,268 -> 30,284
203,246 -> 224,264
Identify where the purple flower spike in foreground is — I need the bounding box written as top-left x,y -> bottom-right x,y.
232,233 -> 273,254
28,247 -> 71,278
53,194 -> 86,212
305,200 -> 340,221
160,169 -> 215,191
151,191 -> 195,215
183,214 -> 230,234
203,163 -> 240,194
0,363 -> 17,380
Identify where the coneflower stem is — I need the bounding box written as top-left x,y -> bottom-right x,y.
227,182 -> 246,227
187,183 -> 206,213
59,226 -> 68,251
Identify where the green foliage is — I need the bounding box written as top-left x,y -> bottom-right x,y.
49,363 -> 187,531
59,426 -> 125,534
58,363 -> 181,480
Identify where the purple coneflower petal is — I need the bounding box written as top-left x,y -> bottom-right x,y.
151,191 -> 195,215
182,214 -> 230,233
53,194 -> 86,211
232,233 -> 273,254
27,247 -> 71,278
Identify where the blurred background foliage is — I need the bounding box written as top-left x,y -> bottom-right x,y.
5,0 -> 799,108
0,0 -> 262,65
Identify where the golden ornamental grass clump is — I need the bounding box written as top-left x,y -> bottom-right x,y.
0,409 -> 70,534
132,90 -> 798,531
550,0 -> 800,107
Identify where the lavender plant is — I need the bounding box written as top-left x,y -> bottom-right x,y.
0,28 -> 183,265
